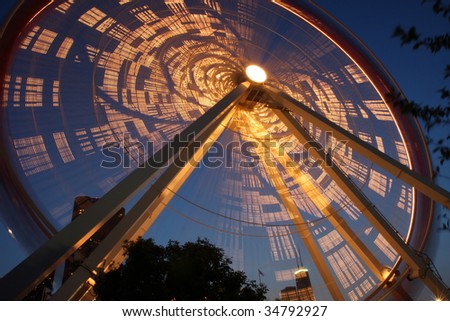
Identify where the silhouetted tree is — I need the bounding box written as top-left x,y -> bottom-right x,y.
386,0 -> 450,174
94,238 -> 267,300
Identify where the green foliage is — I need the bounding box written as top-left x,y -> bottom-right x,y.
388,0 -> 450,173
392,25 -> 449,52
421,0 -> 450,18
94,238 -> 268,300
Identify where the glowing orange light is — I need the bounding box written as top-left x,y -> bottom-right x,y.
245,65 -> 267,83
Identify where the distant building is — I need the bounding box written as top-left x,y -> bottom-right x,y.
280,286 -> 299,301
280,267 -> 315,301
62,196 -> 125,300
294,268 -> 315,301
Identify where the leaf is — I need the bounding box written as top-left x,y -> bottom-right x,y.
392,25 -> 405,38
445,65 -> 450,79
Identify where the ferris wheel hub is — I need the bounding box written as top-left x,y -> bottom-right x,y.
245,65 -> 267,83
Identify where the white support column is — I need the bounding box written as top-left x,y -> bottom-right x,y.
265,87 -> 450,209
237,108 -> 345,300
272,105 -> 449,300
245,108 -> 386,282
50,107 -> 237,301
0,82 -> 250,301
260,156 -> 345,300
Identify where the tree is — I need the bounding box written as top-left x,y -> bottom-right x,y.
387,0 -> 450,174
94,238 -> 267,300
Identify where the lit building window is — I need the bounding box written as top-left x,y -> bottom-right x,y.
13,136 -> 54,176
53,132 -> 75,163
348,290 -> 358,301
13,76 -> 22,107
86,45 -> 100,63
359,278 -> 375,294
165,0 -> 185,4
78,7 -> 107,27
20,26 -> 40,50
368,169 -> 388,197
374,233 -> 397,262
364,100 -> 394,122
323,71 -> 345,85
397,185 -> 412,212
347,278 -> 376,301
55,0 -> 75,14
25,77 -> 44,108
106,21 -> 131,42
317,230 -> 343,253
327,245 -> 367,290
275,269 -> 297,282
358,104 -> 369,119
267,226 -> 298,261
32,29 -> 58,54
56,37 -> 74,59
203,0 -> 222,12
90,125 -> 115,148
52,80 -> 60,107
131,5 -> 159,23
102,69 -> 119,100
165,0 -> 189,17
341,157 -> 369,184
344,64 -> 368,84
96,17 -> 115,33
358,131 -> 372,144
75,129 -> 95,155
2,75 -> 11,107
294,268 -> 315,300
394,141 -> 409,166
375,136 -> 385,153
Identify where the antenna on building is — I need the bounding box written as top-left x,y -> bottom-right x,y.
294,246 -> 304,268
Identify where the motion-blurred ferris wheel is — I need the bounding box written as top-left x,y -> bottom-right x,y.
0,0 -> 449,300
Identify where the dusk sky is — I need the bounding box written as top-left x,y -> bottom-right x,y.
316,0 -> 450,185
316,0 -> 449,299
0,0 -> 448,300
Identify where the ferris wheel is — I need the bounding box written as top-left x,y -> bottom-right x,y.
0,0 -> 448,301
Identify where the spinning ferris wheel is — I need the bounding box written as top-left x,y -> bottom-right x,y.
0,0 -> 449,300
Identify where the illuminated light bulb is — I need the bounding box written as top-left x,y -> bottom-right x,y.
245,65 -> 267,83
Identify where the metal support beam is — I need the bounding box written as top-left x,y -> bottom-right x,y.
265,87 -> 450,209
236,108 -> 344,300
237,107 -> 386,280
271,109 -> 386,282
0,82 -> 250,301
50,107 -> 236,300
272,106 -> 449,300
260,156 -> 345,300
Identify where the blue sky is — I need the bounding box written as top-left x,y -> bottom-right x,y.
316,0 -> 450,298
315,0 -> 449,107
0,0 -> 15,23
0,0 -> 448,298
